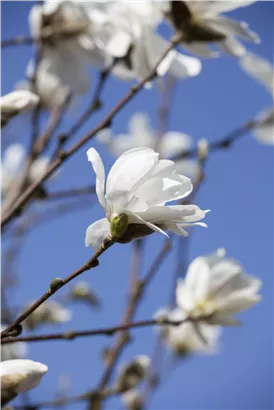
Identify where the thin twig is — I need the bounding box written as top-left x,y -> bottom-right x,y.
1,238 -> 115,339
2,317 -> 191,344
1,36 -> 180,229
42,186 -> 95,201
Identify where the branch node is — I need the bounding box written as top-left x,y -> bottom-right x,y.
49,278 -> 64,293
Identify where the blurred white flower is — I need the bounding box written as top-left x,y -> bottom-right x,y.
27,1 -> 108,108
115,355 -> 150,393
1,90 -> 39,127
1,144 -> 51,198
85,147 -> 208,251
161,1 -> 259,57
97,112 -> 199,180
23,300 -> 72,330
85,1 -> 201,82
1,359 -> 48,406
240,52 -> 274,144
1,325 -> 27,362
70,281 -> 100,307
156,307 -> 221,356
176,248 -> 262,326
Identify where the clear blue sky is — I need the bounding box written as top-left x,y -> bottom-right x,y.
1,2 -> 273,409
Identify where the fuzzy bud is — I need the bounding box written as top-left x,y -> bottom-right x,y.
110,213 -> 129,239
115,355 -> 150,393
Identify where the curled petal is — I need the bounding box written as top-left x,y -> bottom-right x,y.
85,218 -> 110,250
87,148 -> 106,209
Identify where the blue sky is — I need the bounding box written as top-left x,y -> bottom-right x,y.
1,2 -> 273,409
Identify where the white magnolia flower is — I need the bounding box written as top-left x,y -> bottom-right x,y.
161,1 -> 259,57
85,147 -> 208,251
1,359 -> 48,405
23,301 -> 72,330
240,52 -> 274,144
156,308 -> 221,356
1,90 -> 39,126
1,325 -> 27,362
97,112 -> 199,179
86,1 -> 201,82
176,248 -> 262,326
1,144 -> 51,198
27,1 -> 107,108
115,355 -> 150,393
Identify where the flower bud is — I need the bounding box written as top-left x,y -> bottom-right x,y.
115,355 -> 150,393
110,213 -> 129,239
1,360 -> 48,406
122,389 -> 143,410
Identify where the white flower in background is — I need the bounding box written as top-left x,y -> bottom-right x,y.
240,52 -> 274,144
160,1 -> 259,57
1,144 -> 51,198
156,308 -> 221,356
84,1 -> 201,83
1,90 -> 39,127
176,248 -> 262,326
23,300 -> 72,330
1,359 -> 48,406
97,112 -> 199,179
122,388 -> 143,410
115,355 -> 150,393
85,147 -> 208,251
1,325 -> 27,362
70,281 -> 100,307
27,1 -> 108,108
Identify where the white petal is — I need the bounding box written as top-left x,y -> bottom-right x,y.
106,147 -> 158,199
253,108 -> 274,145
175,159 -> 199,180
85,218 -> 110,250
217,36 -> 246,57
168,52 -> 202,78
1,359 -> 48,393
2,144 -> 25,174
87,148 -> 106,209
183,42 -> 219,58
129,112 -> 153,141
159,132 -> 192,158
129,213 -> 169,237
136,204 -> 204,224
240,52 -> 274,95
212,16 -> 260,43
105,31 -> 132,58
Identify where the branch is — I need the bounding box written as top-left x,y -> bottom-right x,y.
41,185 -> 95,201
1,237 -> 115,339
2,317 -> 190,345
1,36 -> 179,229
172,119 -> 256,161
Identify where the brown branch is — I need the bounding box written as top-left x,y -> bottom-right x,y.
94,238 -> 172,398
2,317 -> 190,345
43,186 -> 95,201
1,36 -> 180,229
1,237 -> 115,339
172,119 -> 256,161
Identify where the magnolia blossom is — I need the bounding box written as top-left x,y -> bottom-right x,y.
97,112 -> 199,179
1,144 -> 51,198
156,308 -> 221,356
160,1 -> 259,57
85,147 -> 208,251
1,325 -> 27,362
1,359 -> 48,406
23,300 -> 72,330
240,52 -> 274,144
99,2 -> 201,82
115,355 -> 150,393
176,249 -> 262,326
27,1 -> 107,108
1,90 -> 39,127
